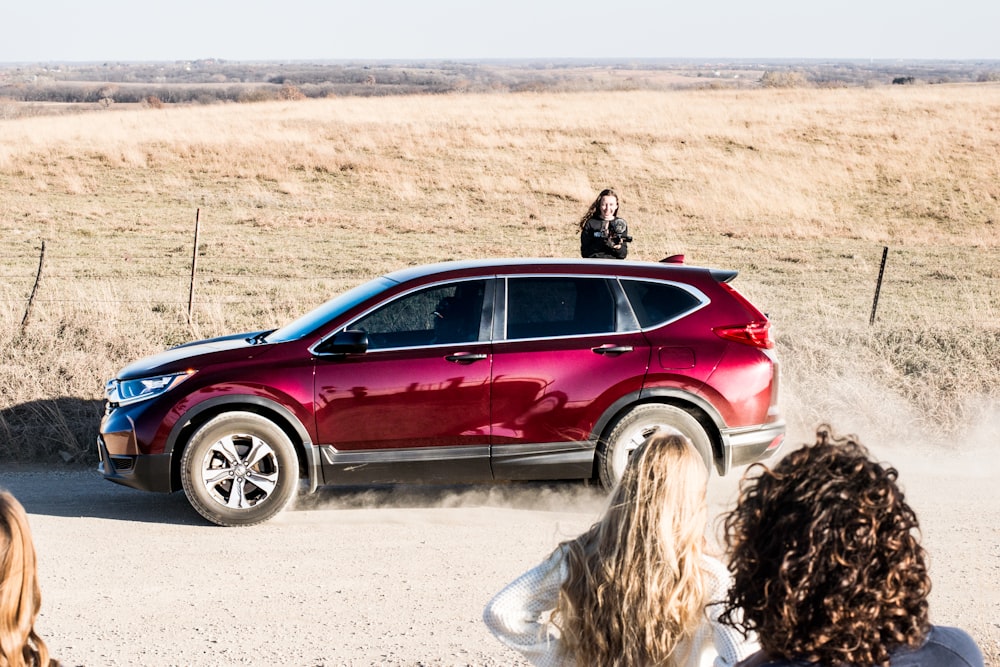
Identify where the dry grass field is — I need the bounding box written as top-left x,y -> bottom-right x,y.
0,85 -> 998,464
1,82 -> 999,665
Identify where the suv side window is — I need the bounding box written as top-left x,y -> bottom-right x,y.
620,279 -> 705,328
351,279 -> 487,349
506,276 -> 616,339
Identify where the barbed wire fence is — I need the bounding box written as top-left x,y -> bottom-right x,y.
4,206 -> 993,339
6,210 -> 368,340
10,238 -> 902,335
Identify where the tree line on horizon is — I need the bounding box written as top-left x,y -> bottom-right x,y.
2,59 -> 999,110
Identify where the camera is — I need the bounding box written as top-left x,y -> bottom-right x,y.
594,222 -> 632,244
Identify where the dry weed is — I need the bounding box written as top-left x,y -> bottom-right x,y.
1,87 -> 998,462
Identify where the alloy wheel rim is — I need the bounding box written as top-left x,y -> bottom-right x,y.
200,433 -> 280,509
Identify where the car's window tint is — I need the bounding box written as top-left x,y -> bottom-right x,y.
621,279 -> 703,328
350,280 -> 487,349
267,277 -> 394,343
506,277 -> 615,339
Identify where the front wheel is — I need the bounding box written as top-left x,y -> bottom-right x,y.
180,412 -> 299,527
597,404 -> 713,489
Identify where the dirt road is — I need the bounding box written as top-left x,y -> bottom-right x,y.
2,456 -> 997,666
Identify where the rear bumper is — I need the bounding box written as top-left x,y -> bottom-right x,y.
97,436 -> 174,493
723,420 -> 786,472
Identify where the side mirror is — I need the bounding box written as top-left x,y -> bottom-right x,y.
316,329 -> 369,355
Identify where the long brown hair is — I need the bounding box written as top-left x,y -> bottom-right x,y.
0,491 -> 51,667
720,425 -> 931,666
554,432 -> 710,666
578,188 -> 620,229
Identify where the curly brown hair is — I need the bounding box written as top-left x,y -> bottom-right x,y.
720,424 -> 931,667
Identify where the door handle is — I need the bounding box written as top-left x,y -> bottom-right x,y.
592,345 -> 633,356
445,353 -> 488,364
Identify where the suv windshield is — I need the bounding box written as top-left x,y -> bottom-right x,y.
265,277 -> 397,343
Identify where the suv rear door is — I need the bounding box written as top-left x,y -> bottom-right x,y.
489,275 -> 649,480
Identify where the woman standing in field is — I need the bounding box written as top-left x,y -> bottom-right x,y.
579,188 -> 630,259
483,432 -> 756,667
0,490 -> 58,667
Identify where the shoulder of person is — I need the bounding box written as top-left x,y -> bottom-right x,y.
698,553 -> 734,602
734,652 -> 784,667
909,626 -> 985,667
699,553 -> 730,580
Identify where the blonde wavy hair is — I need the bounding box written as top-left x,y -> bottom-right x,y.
554,432 -> 710,666
0,491 -> 51,667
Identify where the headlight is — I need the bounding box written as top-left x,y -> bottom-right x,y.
108,371 -> 194,406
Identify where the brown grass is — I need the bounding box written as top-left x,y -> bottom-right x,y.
1,86 -> 998,462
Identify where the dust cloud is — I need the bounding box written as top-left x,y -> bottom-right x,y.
292,479 -> 610,517
288,372 -> 998,520
780,364 -> 1000,480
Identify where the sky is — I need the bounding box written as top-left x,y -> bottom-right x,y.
2,0 -> 998,63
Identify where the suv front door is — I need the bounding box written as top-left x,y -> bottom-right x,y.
313,278 -> 493,482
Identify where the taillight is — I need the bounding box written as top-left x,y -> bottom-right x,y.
713,320 -> 774,349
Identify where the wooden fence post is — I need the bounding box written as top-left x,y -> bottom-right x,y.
20,241 -> 46,332
188,209 -> 200,324
870,246 -> 888,326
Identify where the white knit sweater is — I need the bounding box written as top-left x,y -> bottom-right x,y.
483,547 -> 758,667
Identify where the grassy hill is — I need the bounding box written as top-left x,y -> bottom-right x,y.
1,85 -> 998,462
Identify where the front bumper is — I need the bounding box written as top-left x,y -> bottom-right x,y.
97,435 -> 174,493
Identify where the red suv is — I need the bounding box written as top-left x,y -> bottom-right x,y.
99,258 -> 784,526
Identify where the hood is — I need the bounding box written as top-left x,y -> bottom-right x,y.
116,330 -> 271,380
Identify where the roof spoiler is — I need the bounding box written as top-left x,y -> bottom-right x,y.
659,255 -> 737,283
659,254 -> 685,264
710,269 -> 739,283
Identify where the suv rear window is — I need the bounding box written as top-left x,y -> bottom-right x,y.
621,279 -> 704,328
506,277 -> 616,339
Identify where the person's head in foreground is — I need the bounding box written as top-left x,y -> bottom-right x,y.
720,424 -> 984,667
0,490 -> 53,667
558,431 -> 710,665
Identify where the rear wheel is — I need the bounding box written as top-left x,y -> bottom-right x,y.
597,404 -> 712,489
180,412 -> 299,527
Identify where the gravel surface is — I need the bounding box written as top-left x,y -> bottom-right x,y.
1,451 -> 997,666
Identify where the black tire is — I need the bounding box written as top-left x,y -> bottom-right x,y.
597,404 -> 713,489
180,412 -> 299,527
